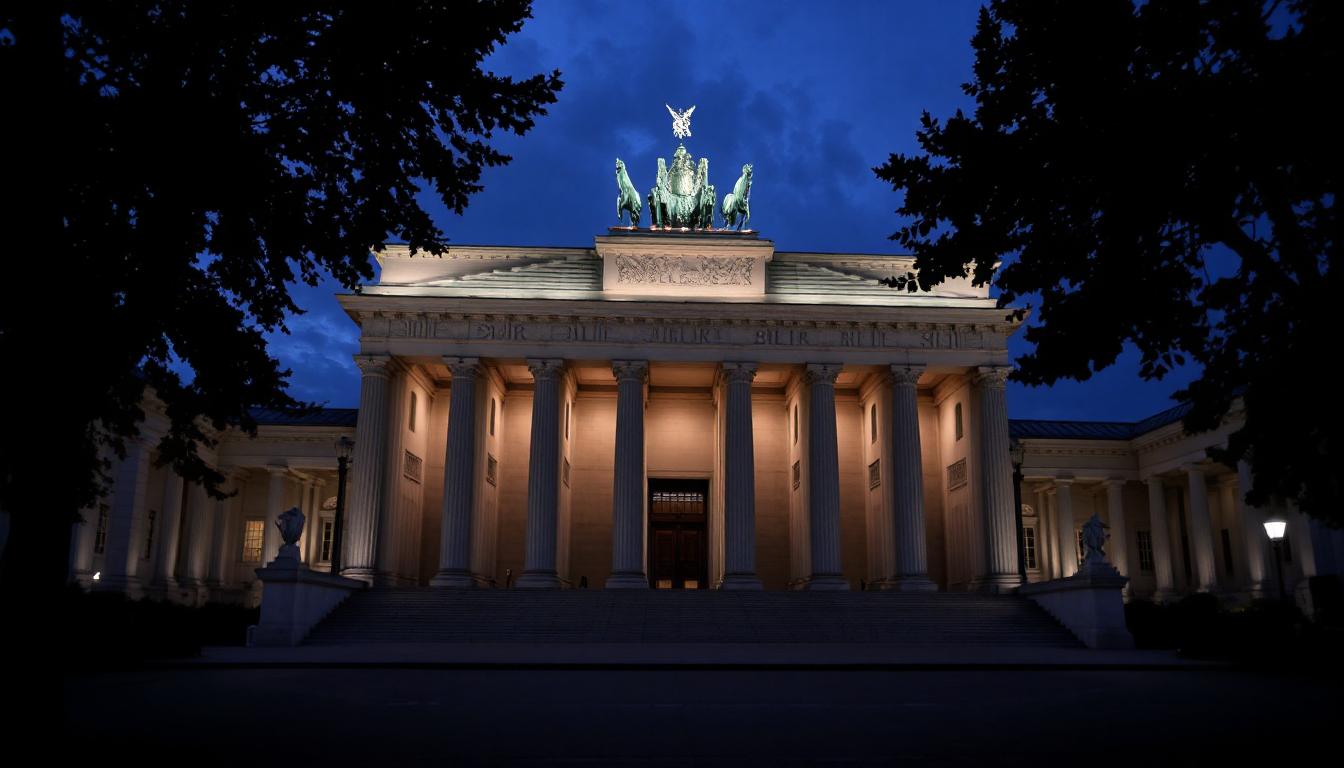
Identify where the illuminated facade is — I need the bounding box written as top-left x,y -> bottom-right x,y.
69,233 -> 1343,615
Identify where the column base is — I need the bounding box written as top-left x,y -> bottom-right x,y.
605,572 -> 649,589
515,570 -> 562,589
339,567 -> 376,585
720,573 -> 763,590
804,574 -> 850,591
969,574 -> 1022,594
879,576 -> 939,592
429,569 -> 476,588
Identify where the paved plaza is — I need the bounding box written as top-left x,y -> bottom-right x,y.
65,664 -> 1341,765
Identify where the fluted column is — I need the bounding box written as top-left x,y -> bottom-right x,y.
1185,465 -> 1217,591
1035,487 -> 1054,579
181,482 -> 213,602
518,359 -> 564,588
805,363 -> 847,590
1146,477 -> 1176,600
1104,480 -> 1129,577
97,434 -> 158,598
607,360 -> 649,589
887,365 -> 936,591
150,472 -> 186,592
205,474 -> 237,589
262,467 -> 288,565
972,367 -> 1021,592
432,357 -> 481,587
344,354 -> 391,583
1235,461 -> 1271,595
1054,479 -> 1077,578
721,362 -> 762,590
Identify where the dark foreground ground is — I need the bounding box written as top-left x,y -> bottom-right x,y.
64,666 -> 1342,766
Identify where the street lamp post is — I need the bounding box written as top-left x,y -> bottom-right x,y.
330,436 -> 354,575
1263,518 -> 1288,602
1010,439 -> 1027,582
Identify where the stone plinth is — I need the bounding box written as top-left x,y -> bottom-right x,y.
248,547 -> 366,647
1019,557 -> 1134,650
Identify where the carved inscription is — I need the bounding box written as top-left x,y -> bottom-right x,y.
614,254 -> 754,285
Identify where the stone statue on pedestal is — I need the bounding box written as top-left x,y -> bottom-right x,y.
274,505 -> 305,565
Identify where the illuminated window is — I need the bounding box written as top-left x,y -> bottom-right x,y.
241,519 -> 264,563
319,519 -> 334,563
870,403 -> 877,443
1137,530 -> 1154,571
93,505 -> 109,555
409,391 -> 417,432
143,509 -> 157,559
954,402 -> 963,441
1023,526 -> 1038,570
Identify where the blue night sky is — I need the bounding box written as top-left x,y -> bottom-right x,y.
270,0 -> 1199,421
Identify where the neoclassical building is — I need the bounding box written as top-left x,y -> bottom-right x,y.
69,233 -> 1344,610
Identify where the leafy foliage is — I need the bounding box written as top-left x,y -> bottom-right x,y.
0,2 -> 561,587
875,0 -> 1341,520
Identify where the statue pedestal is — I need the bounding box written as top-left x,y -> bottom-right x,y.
1019,557 -> 1134,650
246,551 -> 365,647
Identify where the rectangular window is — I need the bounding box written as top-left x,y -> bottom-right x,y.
408,390 -> 417,432
954,402 -> 963,441
565,401 -> 571,440
241,519 -> 264,563
319,519 -> 334,563
563,457 -> 571,488
486,454 -> 498,486
870,403 -> 877,443
868,459 -> 881,489
1220,528 -> 1235,577
793,404 -> 799,444
403,450 -> 423,483
1137,530 -> 1154,571
490,398 -> 496,436
143,509 -> 157,559
93,505 -> 109,556
792,460 -> 801,490
1023,526 -> 1037,570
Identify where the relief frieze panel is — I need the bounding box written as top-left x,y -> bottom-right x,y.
372,313 -> 1005,351
614,253 -> 755,286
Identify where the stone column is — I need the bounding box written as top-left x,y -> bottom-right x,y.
181,481 -> 213,602
721,362 -> 762,590
1146,477 -> 1176,601
1036,487 -> 1054,579
150,472 -> 186,593
887,365 -> 936,591
206,470 -> 239,589
973,367 -> 1021,592
98,435 -> 158,598
1235,461 -> 1271,595
607,360 -> 649,589
431,358 -> 481,587
344,354 -> 392,583
804,363 -> 847,590
1104,480 -> 1130,578
297,479 -> 316,564
518,359 -> 564,589
1185,465 -> 1217,591
1055,479 -> 1077,578
262,467 -> 288,565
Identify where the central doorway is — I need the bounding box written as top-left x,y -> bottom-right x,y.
648,478 -> 709,589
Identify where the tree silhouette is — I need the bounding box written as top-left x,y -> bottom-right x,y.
0,2 -> 562,590
876,0 -> 1340,523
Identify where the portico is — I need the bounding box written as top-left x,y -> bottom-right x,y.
330,233 -> 1024,592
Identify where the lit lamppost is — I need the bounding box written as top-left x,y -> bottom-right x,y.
1010,439 -> 1027,582
1263,518 -> 1288,602
330,435 -> 354,575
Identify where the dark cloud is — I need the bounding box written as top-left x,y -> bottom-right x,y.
272,0 -> 1196,421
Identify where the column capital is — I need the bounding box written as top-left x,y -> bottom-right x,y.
353,354 -> 392,378
526,358 -> 565,381
973,365 -> 1013,388
804,363 -> 842,385
721,361 -> 758,384
265,465 -> 291,478
1216,473 -> 1239,488
611,360 -> 648,383
889,365 -> 925,386
1103,478 -> 1127,489
1182,463 -> 1207,477
444,356 -> 481,379
1053,476 -> 1075,488
1145,475 -> 1166,488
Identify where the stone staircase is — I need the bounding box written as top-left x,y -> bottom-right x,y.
304,589 -> 1081,647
